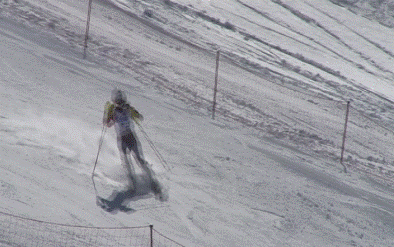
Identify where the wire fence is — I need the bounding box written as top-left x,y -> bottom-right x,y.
206,52 -> 394,184
0,211 -> 185,247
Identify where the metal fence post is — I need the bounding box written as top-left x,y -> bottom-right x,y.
150,224 -> 153,247
83,0 -> 94,59
212,50 -> 220,119
340,101 -> 350,172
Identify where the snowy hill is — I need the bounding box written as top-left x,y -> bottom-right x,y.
1,0 -> 394,246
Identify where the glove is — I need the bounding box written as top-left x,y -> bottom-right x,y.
133,115 -> 143,125
103,101 -> 114,126
130,106 -> 143,123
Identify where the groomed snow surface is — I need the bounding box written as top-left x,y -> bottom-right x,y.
1,0 -> 394,246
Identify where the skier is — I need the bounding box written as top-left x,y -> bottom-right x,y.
103,88 -> 161,197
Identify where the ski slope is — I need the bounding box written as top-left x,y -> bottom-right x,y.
1,0 -> 394,246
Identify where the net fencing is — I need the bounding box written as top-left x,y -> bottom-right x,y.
200,56 -> 394,184
0,211 -> 185,247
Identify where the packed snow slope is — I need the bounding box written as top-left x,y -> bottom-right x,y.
2,0 -> 394,246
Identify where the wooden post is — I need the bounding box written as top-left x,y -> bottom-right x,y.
340,101 -> 350,173
83,0 -> 94,59
212,50 -> 220,119
150,225 -> 153,247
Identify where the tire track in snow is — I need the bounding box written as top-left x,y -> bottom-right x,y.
235,0 -> 375,77
97,0 -> 209,53
305,1 -> 394,78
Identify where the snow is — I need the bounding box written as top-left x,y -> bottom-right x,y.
1,0 -> 394,246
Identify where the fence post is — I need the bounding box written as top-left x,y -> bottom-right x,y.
83,0 -> 94,59
150,224 -> 153,247
340,101 -> 350,173
212,50 -> 220,119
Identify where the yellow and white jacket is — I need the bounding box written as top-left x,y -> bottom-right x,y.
103,101 -> 143,136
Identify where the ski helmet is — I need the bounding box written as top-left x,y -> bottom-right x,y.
111,88 -> 127,104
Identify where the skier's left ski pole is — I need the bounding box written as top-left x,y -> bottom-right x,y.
92,125 -> 107,195
135,121 -> 172,172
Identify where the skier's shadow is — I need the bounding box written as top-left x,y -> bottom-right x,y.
97,174 -> 155,214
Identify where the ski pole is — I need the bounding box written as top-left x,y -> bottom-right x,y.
92,125 -> 107,195
136,121 -> 172,172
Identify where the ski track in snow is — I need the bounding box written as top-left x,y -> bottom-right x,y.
1,0 -> 394,246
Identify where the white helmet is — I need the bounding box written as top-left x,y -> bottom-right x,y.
111,88 -> 127,104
